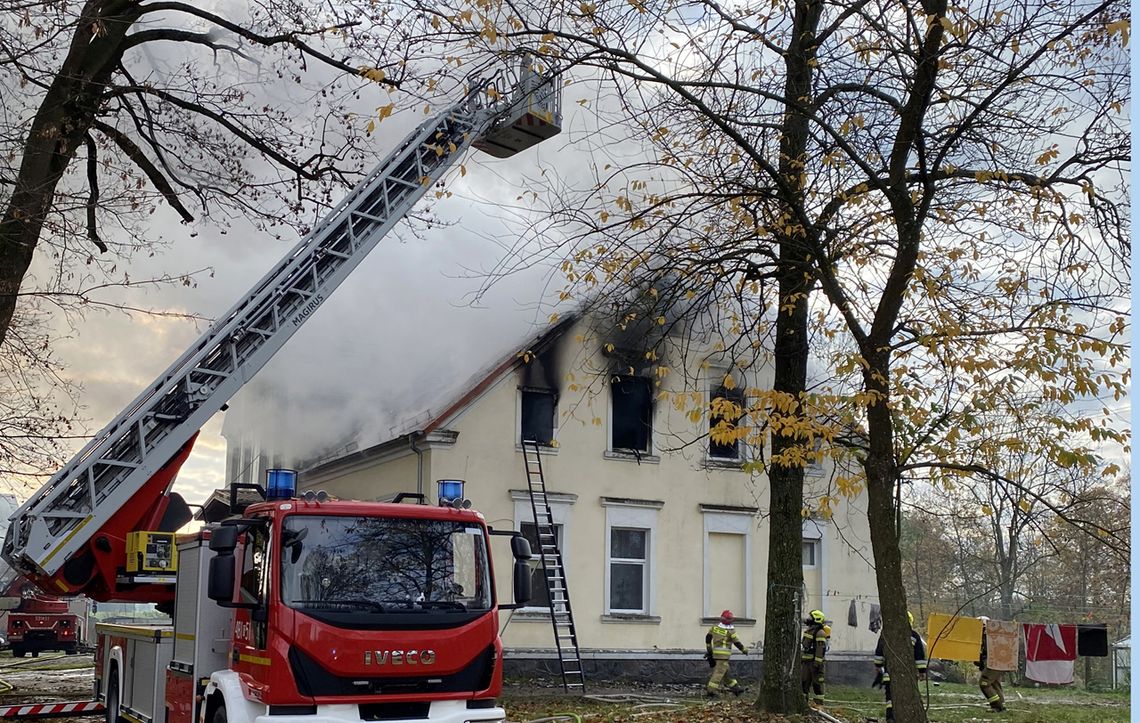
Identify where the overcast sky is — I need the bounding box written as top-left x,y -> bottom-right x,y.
18,104 -> 573,508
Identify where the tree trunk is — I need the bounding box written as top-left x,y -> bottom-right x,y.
0,0 -> 138,347
863,356 -> 927,723
756,0 -> 820,714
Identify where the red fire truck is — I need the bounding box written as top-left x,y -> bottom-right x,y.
2,56 -> 560,723
6,582 -> 80,658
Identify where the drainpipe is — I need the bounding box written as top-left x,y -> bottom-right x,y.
410,432 -> 425,499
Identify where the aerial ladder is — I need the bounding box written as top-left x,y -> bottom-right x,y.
2,57 -> 562,604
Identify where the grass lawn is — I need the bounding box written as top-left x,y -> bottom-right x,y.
501,682 -> 1130,722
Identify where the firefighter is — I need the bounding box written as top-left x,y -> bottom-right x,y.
705,609 -> 747,697
872,610 -> 927,723
801,609 -> 830,704
976,616 -> 1005,712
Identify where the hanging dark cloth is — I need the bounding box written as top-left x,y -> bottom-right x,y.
848,599 -> 858,627
1077,623 -> 1109,657
868,603 -> 882,633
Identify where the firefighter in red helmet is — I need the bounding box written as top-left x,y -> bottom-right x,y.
801,609 -> 831,704
705,609 -> 747,696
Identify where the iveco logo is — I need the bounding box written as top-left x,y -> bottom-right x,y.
364,650 -> 437,666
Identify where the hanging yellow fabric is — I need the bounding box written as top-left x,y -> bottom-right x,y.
926,613 -> 984,662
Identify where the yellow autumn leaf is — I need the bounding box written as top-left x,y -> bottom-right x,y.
377,103 -> 395,119
365,119 -> 375,134
981,504 -> 993,516
1106,18 -> 1130,46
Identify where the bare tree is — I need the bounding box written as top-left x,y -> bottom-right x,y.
0,0 -> 420,482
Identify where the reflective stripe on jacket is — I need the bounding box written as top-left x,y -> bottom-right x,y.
802,623 -> 829,661
708,624 -> 741,659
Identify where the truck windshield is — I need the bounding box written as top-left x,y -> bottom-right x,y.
279,516 -> 492,614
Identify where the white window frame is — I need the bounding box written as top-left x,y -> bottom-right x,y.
706,367 -> 748,463
512,491 -> 576,613
701,507 -> 753,619
602,498 -> 662,615
805,437 -> 825,477
802,519 -> 824,570
516,387 -> 559,451
801,539 -> 820,568
605,375 -> 656,457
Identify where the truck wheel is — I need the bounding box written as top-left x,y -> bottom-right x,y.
30,650 -> 38,658
10,647 -> 23,658
106,669 -> 121,723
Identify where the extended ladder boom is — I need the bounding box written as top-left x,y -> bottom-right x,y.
4,59 -> 561,601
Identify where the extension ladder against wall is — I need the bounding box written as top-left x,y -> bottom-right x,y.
521,440 -> 585,692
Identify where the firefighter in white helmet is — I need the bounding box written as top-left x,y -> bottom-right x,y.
705,609 -> 747,697
975,616 -> 1005,712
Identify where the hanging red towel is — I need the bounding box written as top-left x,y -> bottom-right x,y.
1023,623 -> 1077,684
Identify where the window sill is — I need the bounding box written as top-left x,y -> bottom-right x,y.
603,450 -> 660,464
516,444 -> 558,456
601,613 -> 661,624
701,617 -> 757,627
704,457 -> 745,470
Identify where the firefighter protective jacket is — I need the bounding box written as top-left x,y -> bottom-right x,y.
873,628 -> 928,680
802,623 -> 830,662
706,623 -> 745,660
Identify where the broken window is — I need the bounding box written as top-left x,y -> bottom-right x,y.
709,379 -> 746,459
520,389 -> 556,445
610,375 -> 653,453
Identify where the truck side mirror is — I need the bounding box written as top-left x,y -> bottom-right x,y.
511,535 -> 531,560
209,526 -> 240,552
513,559 -> 531,605
207,554 -> 236,602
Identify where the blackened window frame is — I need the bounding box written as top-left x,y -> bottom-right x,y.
520,387 -> 557,447
610,375 -> 653,454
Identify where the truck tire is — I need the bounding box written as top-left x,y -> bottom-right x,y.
106,668 -> 121,723
10,646 -> 24,658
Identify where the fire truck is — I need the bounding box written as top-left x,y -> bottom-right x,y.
2,56 -> 560,723
5,580 -> 81,657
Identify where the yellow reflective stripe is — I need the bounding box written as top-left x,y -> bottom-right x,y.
176,633 -> 195,641
238,653 -> 271,666
42,516 -> 94,565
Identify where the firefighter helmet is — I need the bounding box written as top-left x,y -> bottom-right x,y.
720,609 -> 735,623
809,609 -> 826,624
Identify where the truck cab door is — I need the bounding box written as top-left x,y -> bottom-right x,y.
231,527 -> 272,692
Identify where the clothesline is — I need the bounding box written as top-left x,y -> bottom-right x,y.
819,590 -> 1127,614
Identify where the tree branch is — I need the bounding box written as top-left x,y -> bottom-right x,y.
92,119 -> 195,223
83,133 -> 108,254
135,1 -> 398,88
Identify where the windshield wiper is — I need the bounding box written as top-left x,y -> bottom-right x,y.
417,600 -> 468,611
291,599 -> 387,612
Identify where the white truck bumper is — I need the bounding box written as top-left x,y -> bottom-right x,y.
253,701 -> 505,723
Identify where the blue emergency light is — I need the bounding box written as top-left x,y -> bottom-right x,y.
437,479 -> 466,507
266,469 -> 297,501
